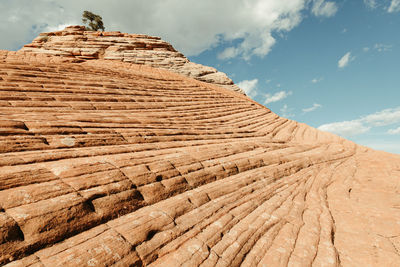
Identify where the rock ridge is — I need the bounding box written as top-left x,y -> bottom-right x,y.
20,25 -> 244,94
0,48 -> 399,266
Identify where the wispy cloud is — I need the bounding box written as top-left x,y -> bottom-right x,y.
280,104 -> 295,118
363,0 -> 378,9
374,43 -> 393,52
362,108 -> 400,126
302,103 -> 322,113
311,77 -> 323,83
338,52 -> 354,68
388,127 -> 400,135
318,120 -> 370,136
362,0 -> 400,13
388,0 -> 400,13
318,107 -> 400,137
237,79 -> 258,98
264,90 -> 292,104
362,44 -> 392,53
311,0 -> 339,17
217,47 -> 239,60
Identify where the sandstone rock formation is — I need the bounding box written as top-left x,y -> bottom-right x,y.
19,25 -> 244,94
0,47 -> 399,267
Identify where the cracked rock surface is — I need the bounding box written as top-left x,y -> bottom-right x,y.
0,49 -> 399,266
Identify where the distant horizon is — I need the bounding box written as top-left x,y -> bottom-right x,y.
1,0 -> 399,154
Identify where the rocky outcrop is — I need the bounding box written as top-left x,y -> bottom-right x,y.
0,50 -> 399,266
19,25 -> 244,94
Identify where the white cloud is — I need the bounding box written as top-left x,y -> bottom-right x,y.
363,0 -> 377,9
280,104 -> 295,118
388,0 -> 400,12
388,127 -> 400,135
338,52 -> 354,68
264,90 -> 292,104
363,44 -> 392,53
311,0 -> 338,17
362,107 -> 400,126
318,107 -> 400,137
237,79 -> 258,97
0,0 -> 330,60
45,23 -> 77,32
217,47 -> 239,60
362,0 -> 400,14
318,120 -> 371,137
302,103 -> 322,113
311,77 -> 323,83
374,43 -> 393,52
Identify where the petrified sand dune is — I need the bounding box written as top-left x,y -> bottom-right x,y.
0,33 -> 400,267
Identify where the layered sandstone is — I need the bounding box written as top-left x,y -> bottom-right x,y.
0,48 -> 399,267
19,25 -> 244,94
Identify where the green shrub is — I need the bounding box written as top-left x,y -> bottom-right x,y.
82,11 -> 105,31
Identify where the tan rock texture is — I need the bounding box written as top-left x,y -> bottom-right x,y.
0,48 -> 399,267
19,25 -> 244,94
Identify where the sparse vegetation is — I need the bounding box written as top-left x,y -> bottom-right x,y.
82,11 -> 105,31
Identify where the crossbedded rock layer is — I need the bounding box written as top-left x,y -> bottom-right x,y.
19,26 -> 244,94
0,50 -> 399,266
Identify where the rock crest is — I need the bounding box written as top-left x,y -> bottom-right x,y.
20,25 -> 244,94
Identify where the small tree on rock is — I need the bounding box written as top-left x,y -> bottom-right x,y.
82,11 -> 105,31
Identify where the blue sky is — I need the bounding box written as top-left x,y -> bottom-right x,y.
1,0 -> 399,153
190,0 -> 400,153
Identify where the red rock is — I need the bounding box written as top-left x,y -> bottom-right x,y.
0,34 -> 399,266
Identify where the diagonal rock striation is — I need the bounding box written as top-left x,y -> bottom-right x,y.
0,34 -> 399,267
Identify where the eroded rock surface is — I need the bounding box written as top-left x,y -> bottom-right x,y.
19,25 -> 244,94
0,50 -> 399,266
